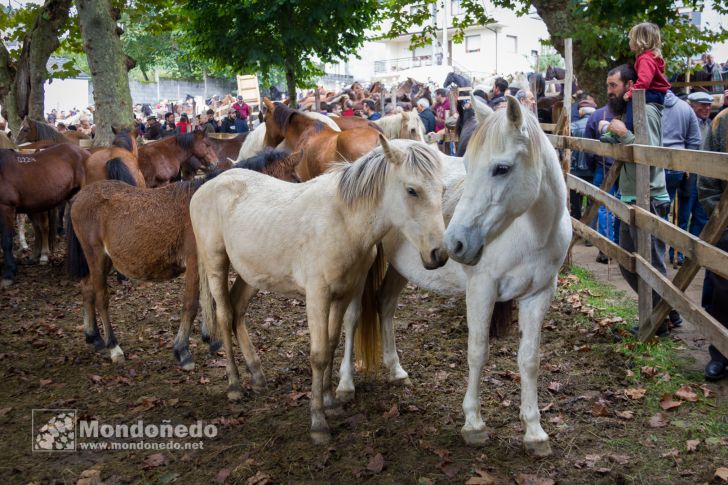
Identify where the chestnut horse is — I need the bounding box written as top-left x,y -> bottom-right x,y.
15,117 -> 90,147
66,149 -> 300,368
0,144 -> 88,286
207,133 -> 248,164
137,131 -> 219,187
262,98 -> 380,180
83,128 -> 144,187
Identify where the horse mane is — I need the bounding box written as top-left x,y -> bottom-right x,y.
335,140 -> 441,208
234,148 -> 291,172
236,125 -> 267,162
271,103 -> 298,132
374,114 -> 404,139
112,131 -> 135,152
466,104 -> 546,167
0,132 -> 17,149
176,132 -> 196,151
31,119 -> 66,142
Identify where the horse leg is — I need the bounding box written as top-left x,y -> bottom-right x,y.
27,213 -> 43,264
517,284 -> 555,457
173,261 -> 200,371
378,267 -> 410,385
38,212 -> 51,265
81,275 -> 104,351
229,275 -> 265,390
323,298 -> 348,413
16,214 -> 29,251
0,206 -> 17,286
92,255 -> 123,362
306,287 -> 333,444
337,280 -> 365,402
461,278 -> 497,446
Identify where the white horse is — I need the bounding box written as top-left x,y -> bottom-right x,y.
191,136 -> 448,444
338,95 -> 571,456
374,111 -> 426,142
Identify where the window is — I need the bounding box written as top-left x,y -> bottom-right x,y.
465,34 -> 481,53
506,35 -> 518,53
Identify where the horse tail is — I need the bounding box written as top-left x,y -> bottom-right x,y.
490,300 -> 515,338
197,251 -> 222,348
354,243 -> 386,373
105,157 -> 137,186
66,209 -> 88,280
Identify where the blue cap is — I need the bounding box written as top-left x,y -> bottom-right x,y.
687,91 -> 713,104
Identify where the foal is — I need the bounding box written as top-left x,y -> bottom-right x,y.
138,131 -> 219,187
67,150 -> 299,368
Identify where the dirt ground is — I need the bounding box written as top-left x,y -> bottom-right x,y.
1,241 -> 727,485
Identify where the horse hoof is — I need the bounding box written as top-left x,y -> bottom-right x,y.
390,376 -> 412,387
181,361 -> 195,371
251,379 -> 267,392
310,430 -> 331,445
335,389 -> 355,403
461,428 -> 491,446
208,340 -> 223,354
227,385 -> 243,401
109,346 -> 125,363
39,257 -> 49,265
524,439 -> 553,457
1,279 -> 13,288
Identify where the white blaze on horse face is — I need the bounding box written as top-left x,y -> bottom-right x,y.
445,97 -> 541,266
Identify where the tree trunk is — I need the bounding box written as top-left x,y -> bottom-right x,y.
531,0 -> 610,104
76,0 -> 134,146
0,0 -> 71,138
285,65 -> 297,108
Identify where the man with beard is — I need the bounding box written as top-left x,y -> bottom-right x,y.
600,64 -> 677,336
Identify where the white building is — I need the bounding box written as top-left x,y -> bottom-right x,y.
320,1 -> 552,88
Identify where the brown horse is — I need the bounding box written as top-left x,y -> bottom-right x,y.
332,116 -> 382,132
15,117 -> 90,146
66,149 -> 300,367
263,98 -> 380,180
83,127 -> 144,187
0,144 -> 88,286
207,133 -> 248,164
138,131 -> 219,187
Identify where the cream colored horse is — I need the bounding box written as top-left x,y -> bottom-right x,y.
191,136 -> 448,444
374,111 -> 426,142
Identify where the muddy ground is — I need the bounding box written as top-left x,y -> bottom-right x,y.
1,242 -> 727,485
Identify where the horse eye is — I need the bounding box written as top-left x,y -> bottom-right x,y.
406,187 -> 418,197
492,164 -> 510,176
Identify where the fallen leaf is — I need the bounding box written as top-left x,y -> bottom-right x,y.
214,468 -> 231,484
699,384 -> 712,399
465,467 -> 500,485
432,448 -> 450,459
661,449 -> 680,460
624,388 -> 646,400
675,385 -> 698,402
289,391 -> 309,401
515,473 -> 555,485
143,453 -> 168,469
616,410 -> 634,420
89,374 -> 103,383
608,454 -> 630,465
640,366 -> 657,377
549,415 -> 564,425
39,379 -> 52,386
199,375 -> 210,385
649,413 -> 668,428
367,453 -> 385,473
686,439 -> 700,452
0,407 -> 12,417
438,461 -> 459,478
246,471 -> 271,485
547,381 -> 562,393
77,469 -> 102,485
383,403 -> 399,418
715,467 -> 728,481
659,394 -> 683,411
540,402 -> 554,413
591,399 -> 610,417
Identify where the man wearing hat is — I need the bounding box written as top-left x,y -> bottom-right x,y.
232,95 -> 250,121
144,115 -> 162,140
688,91 -> 713,141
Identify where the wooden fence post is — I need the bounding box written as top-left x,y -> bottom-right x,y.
632,89 -> 653,332
314,89 -> 321,112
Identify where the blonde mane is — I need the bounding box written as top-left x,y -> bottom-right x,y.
374,112 -> 425,141
0,132 -> 17,149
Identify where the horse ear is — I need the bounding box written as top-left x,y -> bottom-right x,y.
263,97 -> 275,112
505,95 -> 523,128
378,133 -> 404,166
471,93 -> 492,125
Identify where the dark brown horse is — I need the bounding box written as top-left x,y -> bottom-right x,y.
263,98 -> 380,181
66,149 -> 300,367
0,144 -> 88,286
207,133 -> 248,164
15,117 -> 90,146
138,131 -> 219,187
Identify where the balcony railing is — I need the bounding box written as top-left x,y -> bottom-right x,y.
373,55 -> 436,74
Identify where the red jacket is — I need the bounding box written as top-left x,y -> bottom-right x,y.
233,101 -> 250,119
628,50 -> 670,98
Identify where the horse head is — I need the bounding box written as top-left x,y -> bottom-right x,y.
445,95 -> 547,265
192,129 -> 219,167
15,117 -> 36,145
262,97 -> 287,148
377,135 -> 448,270
399,111 -> 425,141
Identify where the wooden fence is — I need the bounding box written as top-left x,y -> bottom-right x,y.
553,89 -> 728,358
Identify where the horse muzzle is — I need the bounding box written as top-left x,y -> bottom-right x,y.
422,246 -> 449,270
444,227 -> 484,266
